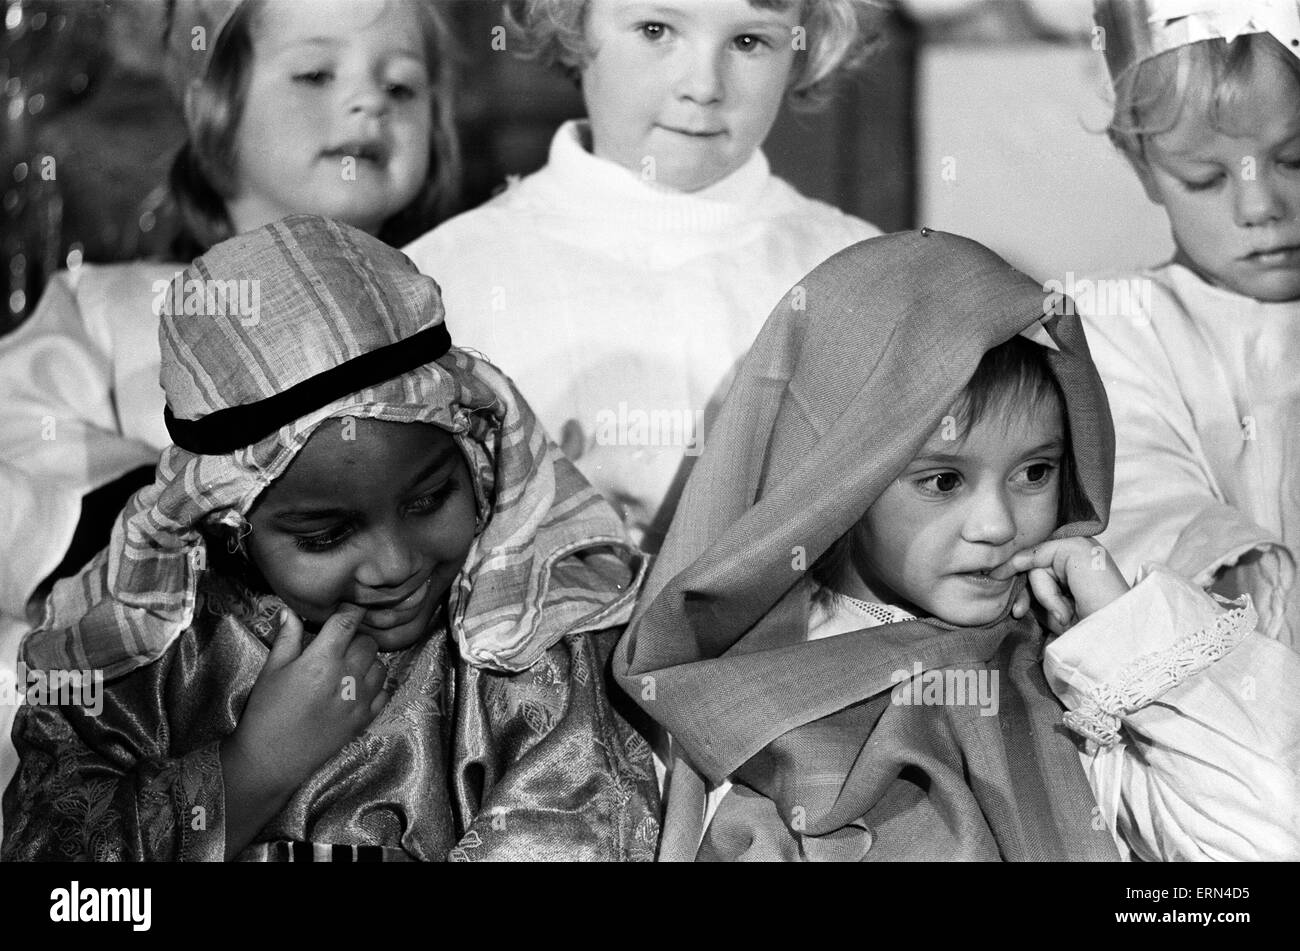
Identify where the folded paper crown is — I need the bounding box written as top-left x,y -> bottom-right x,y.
1094,0 -> 1300,80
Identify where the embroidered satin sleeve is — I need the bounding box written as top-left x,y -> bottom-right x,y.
448,628 -> 660,861
1,695 -> 227,862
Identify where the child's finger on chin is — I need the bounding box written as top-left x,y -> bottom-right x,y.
1028,568 -> 1069,628
1010,583 -> 1031,618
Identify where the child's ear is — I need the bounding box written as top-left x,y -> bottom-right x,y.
559,50 -> 586,87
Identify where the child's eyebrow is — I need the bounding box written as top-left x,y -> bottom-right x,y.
267,446 -> 460,526
620,2 -> 790,26
405,449 -> 460,492
1159,125 -> 1300,162
1157,148 -> 1220,164
1018,438 -> 1066,458
616,3 -> 683,19
908,437 -> 1065,467
908,451 -> 967,467
276,37 -> 426,61
272,505 -> 355,526
272,37 -> 345,53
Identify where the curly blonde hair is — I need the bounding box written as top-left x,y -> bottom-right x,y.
503,0 -> 888,109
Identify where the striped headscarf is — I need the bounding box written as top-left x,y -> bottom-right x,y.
22,215 -> 643,679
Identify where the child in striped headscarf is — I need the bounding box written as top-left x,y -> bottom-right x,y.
2,215 -> 659,862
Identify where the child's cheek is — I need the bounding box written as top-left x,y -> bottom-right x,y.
268,546 -> 352,629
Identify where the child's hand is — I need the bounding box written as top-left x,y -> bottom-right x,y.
227,603 -> 389,797
992,537 -> 1130,635
219,603 -> 389,859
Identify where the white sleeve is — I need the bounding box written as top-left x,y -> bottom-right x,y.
0,270 -> 158,617
1044,566 -> 1300,861
1082,310 -> 1296,644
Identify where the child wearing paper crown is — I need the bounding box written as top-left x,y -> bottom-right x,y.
404,0 -> 885,553
1078,0 -> 1300,645
1,216 -> 659,861
615,231 -> 1300,862
0,0 -> 460,625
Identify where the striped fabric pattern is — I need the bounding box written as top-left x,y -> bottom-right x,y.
22,215 -> 642,679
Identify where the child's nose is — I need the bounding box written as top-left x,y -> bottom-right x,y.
354,530 -> 418,588
961,487 -> 1017,547
674,46 -> 724,105
343,78 -> 389,120
1234,172 -> 1286,228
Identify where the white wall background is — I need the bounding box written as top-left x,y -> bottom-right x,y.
917,43 -> 1175,286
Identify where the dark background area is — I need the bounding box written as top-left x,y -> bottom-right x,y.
0,0 -> 918,337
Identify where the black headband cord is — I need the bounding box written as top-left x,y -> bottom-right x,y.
164,323 -> 453,455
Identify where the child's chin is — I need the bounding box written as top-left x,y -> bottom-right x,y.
1198,257 -> 1300,303
1234,271 -> 1300,303
364,620 -> 432,653
926,592 -> 1011,628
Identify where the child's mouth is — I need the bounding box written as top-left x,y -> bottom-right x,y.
1245,244 -> 1300,267
321,140 -> 389,166
357,576 -> 432,628
953,569 -> 1012,591
660,125 -> 725,139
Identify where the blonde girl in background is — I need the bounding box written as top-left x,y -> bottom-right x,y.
405,0 -> 887,553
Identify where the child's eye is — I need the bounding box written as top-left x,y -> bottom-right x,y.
732,34 -> 772,53
386,82 -> 416,101
293,70 -> 332,86
409,478 -> 459,516
292,524 -> 352,553
638,21 -> 669,41
1181,173 -> 1224,193
1015,462 -> 1058,488
916,472 -> 962,496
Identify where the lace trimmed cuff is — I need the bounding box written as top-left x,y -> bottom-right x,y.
1063,599 -> 1257,747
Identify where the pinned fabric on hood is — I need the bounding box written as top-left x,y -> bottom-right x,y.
615,230 -> 1120,861
21,215 -> 644,681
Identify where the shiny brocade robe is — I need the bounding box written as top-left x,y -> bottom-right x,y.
1,573 -> 660,861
